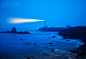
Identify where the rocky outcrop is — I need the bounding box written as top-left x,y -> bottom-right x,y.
58,26 -> 86,43
58,26 -> 86,57
0,27 -> 31,34
49,42 -> 52,44
11,27 -> 17,33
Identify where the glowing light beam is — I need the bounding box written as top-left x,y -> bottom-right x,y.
8,18 -> 45,23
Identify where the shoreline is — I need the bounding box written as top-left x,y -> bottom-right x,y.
58,26 -> 86,58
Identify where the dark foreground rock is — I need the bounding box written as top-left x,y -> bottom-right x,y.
33,43 -> 36,45
68,44 -> 86,58
49,42 -> 52,44
27,57 -> 30,59
52,36 -> 56,38
27,43 -> 30,44
20,39 -> 22,40
52,49 -> 54,52
58,26 -> 86,57
58,26 -> 86,43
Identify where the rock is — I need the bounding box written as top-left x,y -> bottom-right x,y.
11,27 -> 17,33
20,39 -> 22,40
69,44 -> 86,58
50,45 -> 52,46
27,57 -> 30,59
33,43 -> 36,45
6,31 -> 10,33
52,49 -> 54,52
63,36 -> 71,39
77,44 -> 86,57
78,51 -> 85,56
63,37 -> 65,39
27,43 -> 30,44
24,31 -> 29,34
49,42 -> 52,44
52,36 -> 56,38
0,27 -> 31,34
17,32 -> 23,34
76,51 -> 85,58
80,36 -> 84,41
65,36 -> 71,39
17,31 -> 31,34
68,50 -> 77,54
66,39 -> 70,41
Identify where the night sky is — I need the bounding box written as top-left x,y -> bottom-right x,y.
0,0 -> 86,31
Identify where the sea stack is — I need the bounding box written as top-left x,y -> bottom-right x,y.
11,27 -> 17,33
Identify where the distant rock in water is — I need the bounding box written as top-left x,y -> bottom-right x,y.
11,27 -> 17,33
49,42 -> 52,44
52,36 -> 56,38
27,57 -> 30,59
0,27 -> 31,34
33,43 -> 36,45
20,39 -> 22,40
52,49 -> 54,52
27,43 -> 30,44
6,31 -> 10,33
24,31 -> 29,34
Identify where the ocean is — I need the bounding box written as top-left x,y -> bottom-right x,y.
0,31 -> 84,59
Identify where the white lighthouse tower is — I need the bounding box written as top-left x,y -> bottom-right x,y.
44,20 -> 46,27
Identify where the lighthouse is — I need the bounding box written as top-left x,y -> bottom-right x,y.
44,20 -> 46,27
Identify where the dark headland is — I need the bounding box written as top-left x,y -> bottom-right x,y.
58,26 -> 86,43
37,26 -> 63,32
58,26 -> 86,58
0,27 -> 31,34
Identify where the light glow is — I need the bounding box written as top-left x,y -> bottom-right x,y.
8,18 -> 45,23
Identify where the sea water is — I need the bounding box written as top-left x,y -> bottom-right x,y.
0,31 -> 84,59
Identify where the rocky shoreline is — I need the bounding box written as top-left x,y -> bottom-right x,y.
58,26 -> 86,58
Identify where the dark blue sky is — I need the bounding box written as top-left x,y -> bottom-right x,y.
0,0 -> 86,31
